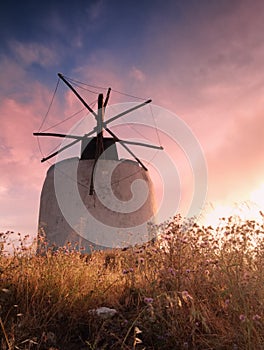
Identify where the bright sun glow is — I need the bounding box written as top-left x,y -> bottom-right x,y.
202,183 -> 264,228
250,182 -> 264,208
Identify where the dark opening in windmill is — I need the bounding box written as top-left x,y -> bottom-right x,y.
34,73 -> 163,253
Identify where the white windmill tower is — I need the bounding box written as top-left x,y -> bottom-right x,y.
34,73 -> 163,253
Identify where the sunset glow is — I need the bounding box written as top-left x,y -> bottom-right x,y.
250,183 -> 264,209
202,182 -> 264,228
0,1 -> 264,237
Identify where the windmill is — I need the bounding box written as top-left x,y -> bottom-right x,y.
34,73 -> 163,253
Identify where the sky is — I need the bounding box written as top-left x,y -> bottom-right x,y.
0,0 -> 264,241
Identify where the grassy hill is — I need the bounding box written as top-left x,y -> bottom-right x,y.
0,215 -> 263,349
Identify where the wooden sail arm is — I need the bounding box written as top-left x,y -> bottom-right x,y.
34,121 -> 103,142
82,99 -> 152,137
40,138 -> 81,163
103,88 -> 111,109
39,128 -> 97,163
103,99 -> 152,126
121,140 -> 163,150
34,131 -> 163,147
33,132 -> 83,140
105,127 -> 148,171
58,73 -> 98,120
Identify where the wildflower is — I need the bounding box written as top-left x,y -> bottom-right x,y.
161,233 -> 170,240
182,290 -> 192,298
225,299 -> 230,306
239,314 -> 246,322
181,290 -> 193,304
144,297 -> 154,304
168,267 -> 176,276
200,241 -> 208,248
252,314 -> 261,321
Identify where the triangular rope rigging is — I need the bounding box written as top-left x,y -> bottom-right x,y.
35,73 -> 164,193
41,107 -> 86,132
38,77 -> 60,132
64,75 -> 148,101
37,77 -> 60,161
36,75 -> 163,158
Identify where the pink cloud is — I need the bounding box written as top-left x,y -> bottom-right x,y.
9,41 -> 58,67
0,61 -> 58,234
69,15 -> 264,214
129,67 -> 146,82
136,2 -> 264,193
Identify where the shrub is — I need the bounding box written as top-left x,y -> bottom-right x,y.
0,215 -> 263,349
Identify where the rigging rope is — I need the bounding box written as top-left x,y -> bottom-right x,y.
111,89 -> 146,101
36,77 -> 60,160
41,108 -> 86,132
64,75 -> 148,101
150,104 -> 162,147
41,98 -> 97,132
38,77 -> 60,132
66,80 -> 103,95
65,75 -> 108,91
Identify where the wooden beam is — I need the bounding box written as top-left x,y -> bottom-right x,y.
33,132 -> 82,140
103,99 -> 152,126
105,127 -> 148,171
58,73 -> 98,120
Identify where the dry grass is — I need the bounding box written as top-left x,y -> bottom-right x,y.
0,215 -> 263,349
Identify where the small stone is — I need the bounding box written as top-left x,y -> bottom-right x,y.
90,306 -> 117,319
